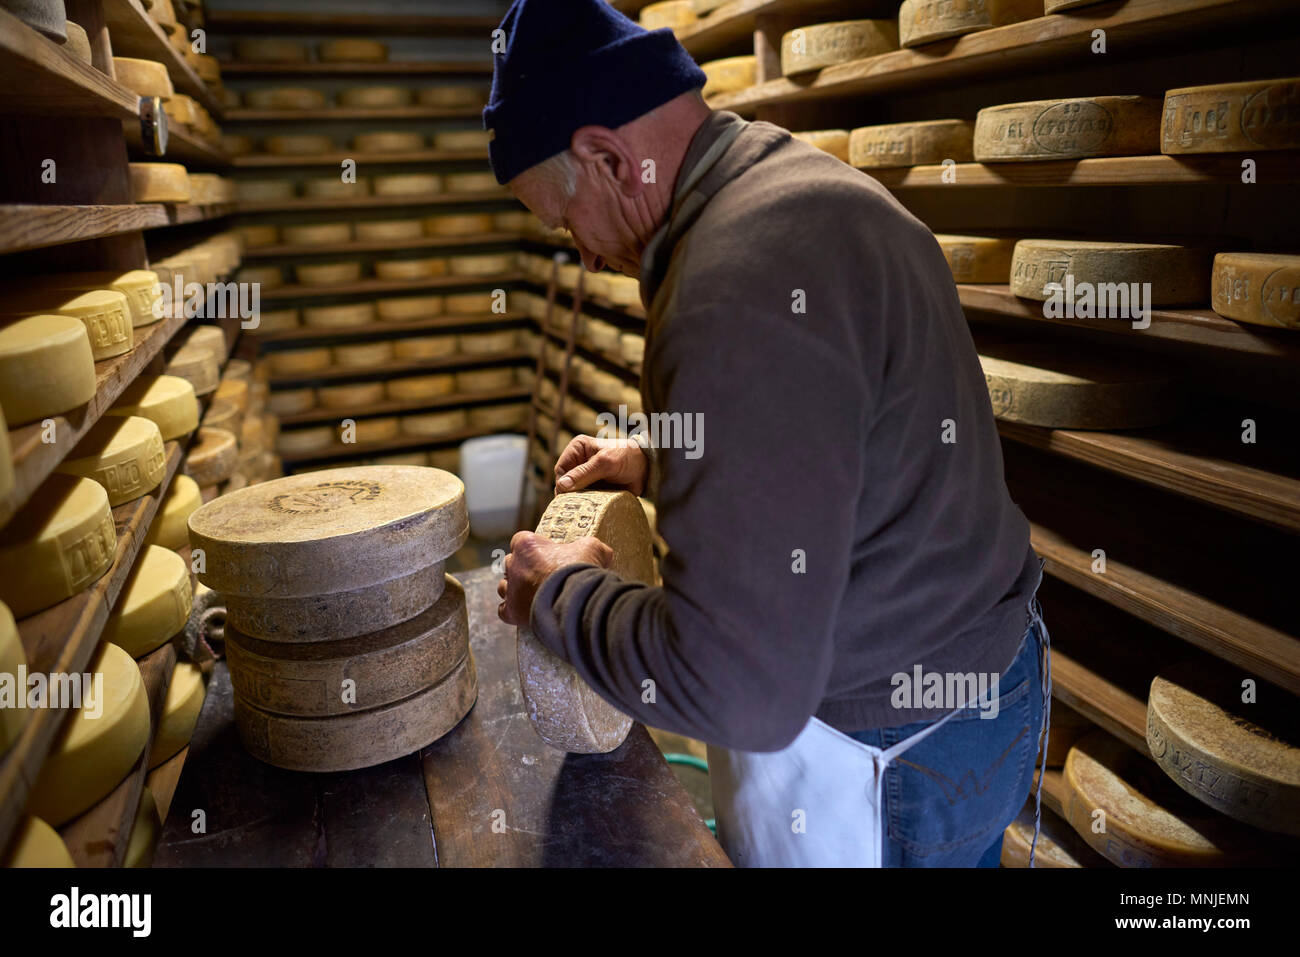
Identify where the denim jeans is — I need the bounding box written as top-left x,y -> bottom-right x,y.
846,617 -> 1048,867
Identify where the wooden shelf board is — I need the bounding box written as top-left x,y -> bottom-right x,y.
234,149 -> 488,169
207,10 -> 501,35
245,231 -> 522,260
959,284 -> 1300,362
998,421 -> 1300,535
280,424 -> 504,465
677,0 -> 863,58
0,203 -> 232,254
268,348 -> 531,386
101,0 -> 223,118
1030,520 -> 1300,697
1034,768 -> 1068,820
258,271 -> 526,303
235,189 -> 513,214
219,61 -> 494,77
0,441 -> 182,853
256,311 -> 526,345
708,0 -> 1294,112
1050,647 -> 1149,757
0,310 -> 188,528
145,743 -> 188,825
225,106 -> 483,123
0,7 -> 138,120
280,386 -> 531,428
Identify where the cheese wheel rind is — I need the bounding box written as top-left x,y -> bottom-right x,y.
109,374 -> 200,441
791,129 -> 850,161
56,414 -> 166,507
4,816 -> 74,867
1010,239 -> 1210,306
102,545 -> 192,658
149,661 -> 206,769
1161,78 -> 1300,154
933,234 -> 1017,283
899,0 -> 1042,47
701,56 -> 756,98
781,20 -> 899,76
974,96 -> 1163,161
0,601 -> 28,754
1210,252 -> 1300,329
145,473 -> 201,551
0,315 -> 96,426
850,119 -> 974,168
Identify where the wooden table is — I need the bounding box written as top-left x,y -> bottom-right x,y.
154,567 -> 729,867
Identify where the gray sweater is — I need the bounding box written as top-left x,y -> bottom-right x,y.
530,111 -> 1039,751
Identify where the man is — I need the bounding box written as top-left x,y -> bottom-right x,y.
490,0 -> 1050,867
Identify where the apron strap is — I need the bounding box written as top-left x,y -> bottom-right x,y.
1028,595 -> 1053,868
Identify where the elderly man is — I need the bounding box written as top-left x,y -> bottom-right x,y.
492,0 -> 1050,868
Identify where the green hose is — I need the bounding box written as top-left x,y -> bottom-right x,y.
664,753 -> 716,834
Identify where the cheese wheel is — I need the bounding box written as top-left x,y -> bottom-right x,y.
1010,239 -> 1210,306
303,176 -> 372,198
187,466 -> 468,597
417,86 -> 487,109
265,134 -> 336,156
3,290 -> 133,362
432,129 -> 491,152
282,222 -> 353,246
162,94 -> 200,128
148,660 -> 205,769
519,491 -> 653,753
1147,663 -> 1300,836
0,601 -> 27,754
235,38 -> 308,62
338,85 -> 411,108
235,179 -> 295,203
493,211 -> 532,232
318,381 -> 385,409
372,173 -> 442,196
584,318 -> 620,351
213,378 -> 249,413
187,174 -> 227,206
27,642 -> 149,825
295,261 -> 362,286
899,0 -> 1042,47
112,57 -> 174,99
238,265 -> 285,288
318,39 -> 388,63
974,96 -> 1163,161
933,234 -> 1017,283
276,426 -> 335,455
444,171 -> 501,194
468,403 -> 527,430
849,119 -> 975,168
781,20 -> 898,76
109,374 -> 199,440
1000,805 -> 1105,868
424,213 -> 494,236
59,270 -> 163,328
791,129 -> 851,161
401,409 -> 467,438
129,162 -> 190,203
606,275 -> 640,307
352,131 -> 425,153
348,416 -> 399,443
204,400 -> 242,436
267,388 -> 317,415
184,427 -> 238,486
102,544 -> 192,658
1210,252 -> 1300,330
427,448 -> 458,471
445,292 -> 497,314
393,335 -> 456,360
57,415 -> 166,507
144,473 -> 201,550
459,329 -> 516,354
640,0 -> 696,30
1064,730 -> 1267,866
194,53 -> 221,85
303,302 -> 375,328
449,254 -> 514,277
226,575 -> 463,713
374,258 -> 446,280
62,19 -> 90,62
333,340 -> 394,367
1162,78 -> 1300,154
455,367 -> 516,392
238,226 -> 280,250
701,56 -> 756,98
355,219 -> 424,242
233,652 -> 476,772
377,295 -> 443,322
3,816 -> 74,868
386,374 -> 455,401
244,87 -> 328,110
163,344 -> 220,396
266,348 -> 331,376
252,308 -> 299,333
978,340 -> 1181,429
123,787 -> 159,868
0,315 -> 96,425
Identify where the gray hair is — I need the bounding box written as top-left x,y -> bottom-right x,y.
533,150 -> 579,200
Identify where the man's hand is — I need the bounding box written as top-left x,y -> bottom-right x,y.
497,532 -> 613,625
554,435 -> 648,495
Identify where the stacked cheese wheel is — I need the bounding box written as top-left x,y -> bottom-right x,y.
188,467 -> 476,771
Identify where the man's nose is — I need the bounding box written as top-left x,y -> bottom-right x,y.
577,245 -> 604,273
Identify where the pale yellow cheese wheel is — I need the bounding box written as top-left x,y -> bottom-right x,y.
934,234 -> 1017,283
377,294 -> 443,321
393,335 -> 456,360
374,257 -> 446,280
184,426 -> 239,486
606,275 -> 641,307
427,448 -> 458,470
355,219 -> 424,242
347,416 -> 400,444
163,93 -> 200,127
455,367 -> 516,393
417,86 -> 487,109
899,0 -> 1042,47
59,270 -> 163,328
123,787 -> 159,868
640,0 -> 696,30
387,374 -> 455,401
129,163 -> 191,203
1210,252 -> 1300,329
0,600 -> 28,755
318,39 -> 388,62
102,544 -> 192,658
57,414 -> 166,507
276,426 -> 335,455
339,85 -> 411,108
235,179 -> 295,203
445,292 -> 497,314
145,473 -> 201,551
266,348 -> 331,376
0,315 -> 96,426
235,38 -> 308,62
372,173 -> 443,196
791,129 -> 851,161
237,224 -> 280,248
3,816 -> 73,868
974,96 -> 1163,161
1162,78 -> 1300,154
5,289 -> 135,361
401,408 -> 467,438
432,129 -> 491,152
701,56 -> 756,98
193,53 -> 221,85
332,340 -> 394,367
318,381 -> 385,409
444,171 -> 502,194
459,329 -> 516,354
1010,239 -> 1210,306
187,174 -> 232,205
265,134 -> 336,156
1000,805 -> 1103,868
266,387 -> 317,414
303,176 -> 372,198
282,222 -> 353,246
251,308 -> 300,333
149,661 -> 205,768
204,400 -> 242,437
163,344 -> 220,396
781,20 -> 898,76
353,131 -> 425,153
303,302 -> 376,328
244,87 -> 328,110
108,374 -> 199,441
449,254 -> 514,277
295,261 -> 363,286
468,403 -> 527,431
849,119 -> 975,168
583,317 -> 621,352
424,213 -> 494,236
27,641 -> 149,825
493,210 -> 533,232
112,57 -> 174,99
238,265 -> 285,288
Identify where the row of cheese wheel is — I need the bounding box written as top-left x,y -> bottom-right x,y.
515,253 -> 642,309
518,292 -> 646,367
231,37 -> 391,63
534,376 -> 638,442
130,164 -> 235,205
229,84 -> 488,111
245,291 -> 507,337
263,329 -> 521,378
237,252 -> 516,289
233,171 -> 506,202
276,403 -> 532,456
114,57 -> 223,146
266,363 -> 532,418
235,128 -> 491,158
235,208 -> 505,250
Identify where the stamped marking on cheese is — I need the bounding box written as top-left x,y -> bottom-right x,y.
268,480 -> 384,514
1031,100 -> 1114,154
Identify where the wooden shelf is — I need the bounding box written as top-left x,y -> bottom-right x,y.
256,311 -> 527,345
0,7 -> 138,121
234,149 -> 489,169
1050,647 -> 1149,757
225,106 -> 483,123
101,0 -> 223,118
280,386 -> 531,428
959,284 -> 1300,362
245,231 -> 522,260
677,0 -> 862,59
268,348 -> 532,386
145,743 -> 187,825
0,309 -> 189,529
866,152 -> 1300,188
0,202 -> 232,254
997,421 -> 1300,535
235,189 -> 514,214
207,10 -> 501,35
707,0 -> 1295,112
0,441 -> 182,853
280,424 -> 504,466
258,271 -> 526,303
220,61 -> 494,77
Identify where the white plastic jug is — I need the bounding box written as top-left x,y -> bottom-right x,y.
458,434 -> 529,540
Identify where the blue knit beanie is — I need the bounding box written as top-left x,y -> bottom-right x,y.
483,0 -> 707,184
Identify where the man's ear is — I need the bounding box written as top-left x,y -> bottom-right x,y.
571,126 -> 644,198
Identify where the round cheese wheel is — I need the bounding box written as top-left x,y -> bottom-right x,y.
417,86 -> 487,108
226,574 -> 465,711
606,275 -> 640,307
427,448 -> 458,470
148,660 -> 205,769
933,234 -> 1017,283
432,129 -> 491,152
1010,239 -> 1210,306
233,652 -> 476,772
204,401 -> 242,437
1210,252 -> 1300,329
424,213 -> 494,236
619,333 -> 645,365
123,786 -> 159,868
276,426 -> 335,456
899,0 -> 1041,47
372,173 -> 442,196
1162,77 -> 1300,154
184,426 -> 238,486
445,292 -> 497,314
102,544 -> 192,658
318,381 -> 385,409
112,57 -> 174,99
237,226 -> 280,250
60,270 -> 163,329
455,367 -> 516,393
374,258 -> 446,280
6,289 -> 134,362
295,261 -> 363,286
223,134 -> 255,157
468,403 -> 527,430
449,254 -> 514,277
235,179 -> 296,203
332,340 -> 394,367
401,409 -> 466,438
266,387 -> 317,415
1000,806 -> 1104,868
57,414 -> 166,507
193,53 -> 221,85
349,416 -> 399,443
355,219 -> 424,242
519,491 -> 653,753
188,466 -> 468,597
0,315 -> 96,426
129,163 -> 190,203
0,600 -> 28,754
318,39 -> 388,63
252,308 -> 300,334
163,344 -> 220,396
244,87 -> 328,110
187,174 -> 231,206
145,473 -> 201,551
849,119 -> 975,168
163,94 -> 200,127
974,96 -> 1163,161
27,642 -> 149,825
781,20 -> 899,76
386,374 -> 455,401
303,302 -> 376,328
238,265 -> 285,288
109,374 -> 199,440
235,39 -> 308,62
640,0 -> 696,30
377,294 -> 443,322
265,134 -> 336,156
303,176 -> 372,198
393,335 -> 456,360
701,55 -> 756,98
459,329 -> 516,354
4,816 -> 74,867
493,211 -> 532,232
352,131 -> 425,153
791,129 -> 851,161
978,340 -> 1182,429
266,348 -> 331,376
1147,663 -> 1300,836
339,85 -> 411,108
444,171 -> 501,194
62,19 -> 91,62
282,222 -> 353,246
212,379 -> 248,414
